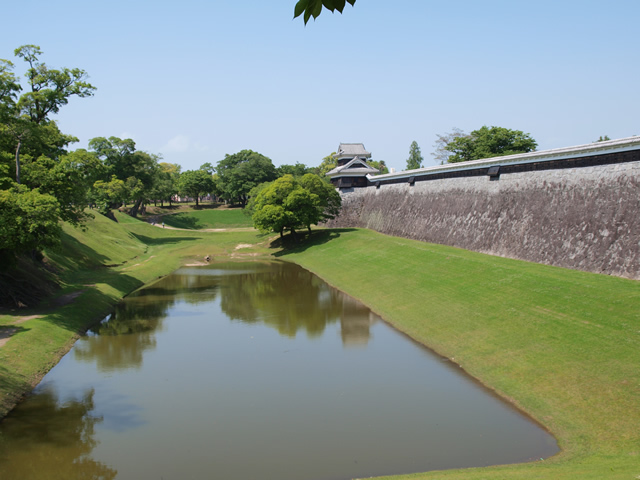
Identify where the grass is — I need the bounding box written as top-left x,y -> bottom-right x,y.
151,206 -> 252,230
1,210 -> 639,480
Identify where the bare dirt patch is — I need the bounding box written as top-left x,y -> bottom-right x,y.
0,328 -> 18,348
52,290 -> 86,307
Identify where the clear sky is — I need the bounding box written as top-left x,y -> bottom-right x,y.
2,0 -> 638,173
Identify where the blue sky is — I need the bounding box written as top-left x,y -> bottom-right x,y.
2,0 -> 638,173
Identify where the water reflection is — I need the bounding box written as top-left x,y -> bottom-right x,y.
0,387 -> 117,480
218,261 -> 375,343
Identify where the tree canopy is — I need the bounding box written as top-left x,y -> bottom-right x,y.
178,168 -> 215,206
294,0 -> 356,24
406,141 -> 423,170
0,45 -> 96,267
88,136 -> 160,216
445,126 -> 537,163
215,149 -> 277,207
250,173 -> 341,237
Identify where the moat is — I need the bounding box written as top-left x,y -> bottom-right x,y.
0,261 -> 558,480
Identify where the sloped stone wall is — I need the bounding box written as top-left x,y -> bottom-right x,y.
326,162 -> 640,279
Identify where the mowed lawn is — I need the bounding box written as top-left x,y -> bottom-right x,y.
160,208 -> 253,230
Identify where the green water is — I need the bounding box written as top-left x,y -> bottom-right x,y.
0,261 -> 558,479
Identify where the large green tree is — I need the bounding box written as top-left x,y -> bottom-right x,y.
406,141 -> 423,170
148,162 -> 181,207
2,45 -> 95,185
178,168 -> 216,206
88,136 -> 160,216
0,45 -> 96,270
251,173 -> 341,237
445,125 -> 537,163
216,149 -> 277,207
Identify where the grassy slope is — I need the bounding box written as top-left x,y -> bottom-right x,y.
1,211 -> 639,479
277,229 -> 640,480
159,207 -> 252,230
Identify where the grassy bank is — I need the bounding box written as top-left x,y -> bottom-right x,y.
1,213 -> 638,479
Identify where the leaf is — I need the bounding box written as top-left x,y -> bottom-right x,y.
303,8 -> 313,24
322,0 -> 336,12
347,0 -> 356,5
332,0 -> 346,13
311,0 -> 323,19
293,0 -> 307,19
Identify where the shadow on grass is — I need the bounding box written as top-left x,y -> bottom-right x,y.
49,230 -> 112,271
163,215 -> 201,230
129,233 -> 200,246
272,228 -> 357,256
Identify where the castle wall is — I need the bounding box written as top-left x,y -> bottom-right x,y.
326,160 -> 640,279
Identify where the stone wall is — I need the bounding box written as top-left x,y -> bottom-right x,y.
326,161 -> 640,280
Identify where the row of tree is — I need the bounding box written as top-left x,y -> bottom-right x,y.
0,45 -> 340,266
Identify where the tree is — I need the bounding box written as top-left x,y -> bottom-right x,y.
0,45 -> 95,267
445,125 -> 537,163
149,162 -> 181,206
294,0 -> 356,24
277,162 -> 313,177
88,136 -> 160,216
4,45 -> 95,185
215,149 -> 277,207
0,185 -> 62,266
251,173 -> 341,237
595,135 -> 611,142
178,169 -> 215,206
92,176 -> 126,216
314,152 -> 337,176
432,127 -> 467,165
368,159 -> 389,174
406,141 -> 423,170
21,148 -> 103,225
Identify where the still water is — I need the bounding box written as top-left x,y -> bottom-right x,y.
0,261 -> 557,479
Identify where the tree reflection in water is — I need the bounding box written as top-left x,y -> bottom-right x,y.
74,271 -> 222,371
218,261 -> 378,344
0,387 -> 117,480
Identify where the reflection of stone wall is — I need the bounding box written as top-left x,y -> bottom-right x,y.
327,161 -> 640,280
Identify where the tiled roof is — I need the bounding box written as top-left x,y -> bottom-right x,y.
327,157 -> 379,177
334,143 -> 371,158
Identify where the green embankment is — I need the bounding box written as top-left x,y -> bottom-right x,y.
1,212 -> 639,479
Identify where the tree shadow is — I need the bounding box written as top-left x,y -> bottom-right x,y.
50,230 -> 112,271
272,228 -> 357,256
129,233 -> 200,246
163,214 -> 200,229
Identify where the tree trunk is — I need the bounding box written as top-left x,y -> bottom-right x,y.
130,198 -> 144,217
